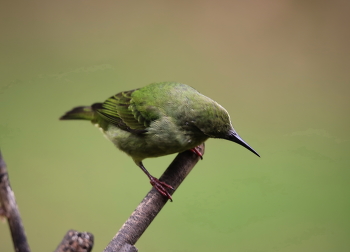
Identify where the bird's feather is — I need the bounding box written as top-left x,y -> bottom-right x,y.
96,89 -> 148,134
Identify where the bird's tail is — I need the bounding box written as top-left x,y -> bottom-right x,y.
60,103 -> 101,121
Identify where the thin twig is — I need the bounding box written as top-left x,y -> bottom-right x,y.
103,143 -> 205,252
0,150 -> 31,252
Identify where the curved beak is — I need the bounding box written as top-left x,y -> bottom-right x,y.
228,131 -> 260,157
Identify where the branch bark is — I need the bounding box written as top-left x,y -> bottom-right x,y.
0,150 -> 31,252
54,230 -> 94,252
1,143 -> 204,252
103,143 -> 205,252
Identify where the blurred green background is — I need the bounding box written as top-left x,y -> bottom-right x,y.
1,1 -> 349,251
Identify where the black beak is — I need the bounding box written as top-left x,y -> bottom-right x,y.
228,131 -> 260,157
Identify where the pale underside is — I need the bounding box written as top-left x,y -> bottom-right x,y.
95,118 -> 209,164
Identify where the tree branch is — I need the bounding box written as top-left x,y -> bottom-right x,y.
54,230 -> 94,252
0,150 -> 31,252
103,143 -> 205,252
1,143 -> 204,252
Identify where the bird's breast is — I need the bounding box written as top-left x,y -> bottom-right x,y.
101,118 -> 207,161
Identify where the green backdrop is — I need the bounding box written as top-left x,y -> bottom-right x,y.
1,1 -> 349,251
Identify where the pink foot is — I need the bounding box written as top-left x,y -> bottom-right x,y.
189,146 -> 203,160
149,176 -> 174,201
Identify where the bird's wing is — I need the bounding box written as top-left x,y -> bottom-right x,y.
96,89 -> 149,134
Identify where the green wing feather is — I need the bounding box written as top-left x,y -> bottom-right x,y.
96,89 -> 149,134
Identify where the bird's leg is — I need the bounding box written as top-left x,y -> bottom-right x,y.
189,146 -> 203,160
137,162 -> 174,201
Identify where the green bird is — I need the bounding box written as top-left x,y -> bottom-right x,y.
60,82 -> 259,201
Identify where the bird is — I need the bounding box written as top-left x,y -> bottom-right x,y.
60,82 -> 259,201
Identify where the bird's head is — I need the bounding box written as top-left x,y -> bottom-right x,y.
196,101 -> 260,157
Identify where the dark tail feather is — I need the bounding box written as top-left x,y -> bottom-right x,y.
60,106 -> 96,120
